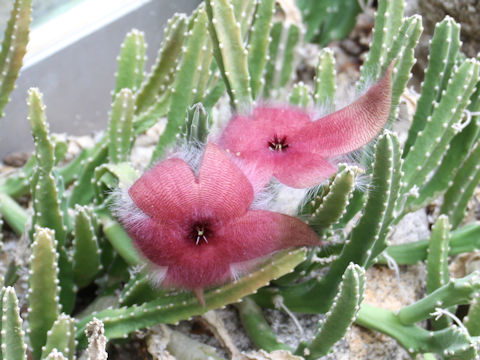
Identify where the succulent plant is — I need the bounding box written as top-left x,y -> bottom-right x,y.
0,0 -> 479,359
296,0 -> 363,46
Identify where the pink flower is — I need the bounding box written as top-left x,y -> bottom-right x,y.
117,143 -> 319,304
219,65 -> 393,189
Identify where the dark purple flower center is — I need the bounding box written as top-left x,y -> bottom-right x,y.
189,221 -> 212,246
268,134 -> 289,152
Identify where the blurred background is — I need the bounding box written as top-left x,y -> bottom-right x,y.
0,0 -> 201,158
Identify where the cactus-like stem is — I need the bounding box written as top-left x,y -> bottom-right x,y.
0,192 -> 28,235
313,48 -> 336,107
384,15 -> 422,122
316,0 -> 361,46
426,216 -> 451,294
277,24 -> 300,91
180,103 -> 211,145
236,296 -> 292,352
381,222 -> 480,265
41,314 -> 75,360
28,88 -> 67,243
247,0 -> 275,99
403,17 -> 461,157
72,205 -> 102,289
0,0 -> 31,117
426,215 -> 452,330
114,29 -> 145,95
68,143 -> 109,206
206,0 -> 252,111
1,287 -> 27,360
97,211 -> 141,266
300,263 -> 365,359
263,22 -> 301,98
397,272 -> 480,325
400,60 -> 479,196
296,0 -> 328,43
28,88 -> 75,313
333,189 -> 365,230
232,0 -> 257,38
360,0 -> 405,82
202,77 -> 226,109
193,40 -> 214,105
300,165 -> 356,236
75,249 -> 307,348
406,82 -> 480,213
92,163 -> 138,203
108,89 -> 135,164
356,132 -> 401,265
289,82 -> 310,108
440,138 -> 480,228
119,273 -> 164,307
356,303 -> 478,358
151,6 -> 210,162
135,14 -> 187,114
262,21 -> 281,98
464,294 -> 480,336
28,227 -> 61,360
297,0 -> 361,45
133,94 -> 170,135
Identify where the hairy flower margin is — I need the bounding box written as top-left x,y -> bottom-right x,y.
114,65 -> 392,304
115,143 -> 320,304
219,63 -> 393,189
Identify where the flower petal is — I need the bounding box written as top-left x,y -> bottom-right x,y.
215,210 -> 320,264
219,106 -> 310,155
300,64 -> 393,156
127,218 -> 236,289
163,261 -> 232,290
128,158 -> 198,221
123,217 -> 188,267
219,107 -> 312,191
197,143 -> 254,220
273,151 -> 337,188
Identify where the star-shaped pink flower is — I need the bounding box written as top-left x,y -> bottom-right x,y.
117,143 -> 319,303
219,65 -> 393,189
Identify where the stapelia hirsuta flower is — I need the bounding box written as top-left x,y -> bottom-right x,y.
116,143 -> 319,305
219,64 -> 393,189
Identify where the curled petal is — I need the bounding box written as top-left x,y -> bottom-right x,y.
273,151 -> 337,188
216,210 -> 320,264
301,63 -> 393,156
198,143 -> 254,220
128,158 -> 198,221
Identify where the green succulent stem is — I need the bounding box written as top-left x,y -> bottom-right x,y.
76,249 -> 307,348
206,0 -> 252,111
0,0 -> 32,117
300,263 -> 365,359
397,272 -> 480,325
28,228 -> 60,360
0,193 -> 28,235
356,303 -> 479,358
96,210 -> 142,266
41,314 -> 75,360
236,297 -> 292,352
379,222 -> 480,265
1,287 -> 27,360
